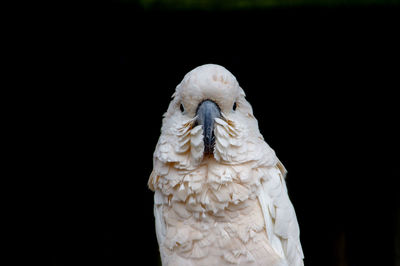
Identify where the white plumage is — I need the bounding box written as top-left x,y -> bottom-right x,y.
148,64 -> 304,265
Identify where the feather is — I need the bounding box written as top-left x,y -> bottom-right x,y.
258,165 -> 304,265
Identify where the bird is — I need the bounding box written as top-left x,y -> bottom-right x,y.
148,64 -> 304,266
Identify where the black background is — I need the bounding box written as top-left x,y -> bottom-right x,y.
47,2 -> 399,266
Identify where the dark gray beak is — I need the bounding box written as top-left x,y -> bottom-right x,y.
195,100 -> 221,155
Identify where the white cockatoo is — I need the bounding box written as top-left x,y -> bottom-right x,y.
148,64 -> 304,266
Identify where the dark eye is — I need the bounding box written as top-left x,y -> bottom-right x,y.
233,102 -> 237,111
180,104 -> 185,113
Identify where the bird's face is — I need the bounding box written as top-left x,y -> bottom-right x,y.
162,64 -> 259,164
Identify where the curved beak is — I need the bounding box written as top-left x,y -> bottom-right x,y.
195,100 -> 221,155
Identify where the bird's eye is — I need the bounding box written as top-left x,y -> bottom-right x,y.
180,103 -> 185,113
233,102 -> 237,111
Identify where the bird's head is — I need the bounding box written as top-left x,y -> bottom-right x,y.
159,64 -> 265,167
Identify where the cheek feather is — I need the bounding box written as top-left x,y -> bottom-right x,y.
214,117 -> 244,162
174,118 -> 204,165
